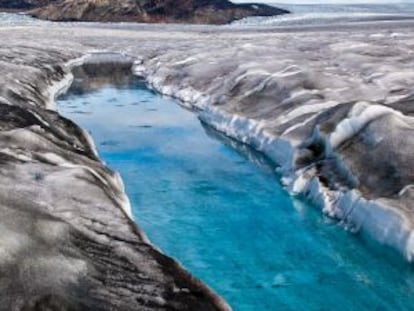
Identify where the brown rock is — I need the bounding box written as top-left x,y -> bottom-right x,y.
28,0 -> 289,24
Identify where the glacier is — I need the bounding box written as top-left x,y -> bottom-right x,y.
1,16 -> 414,309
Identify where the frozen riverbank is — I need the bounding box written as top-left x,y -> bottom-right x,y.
132,22 -> 414,261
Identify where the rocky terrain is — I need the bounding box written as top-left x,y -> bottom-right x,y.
0,0 -> 56,10
0,0 -> 289,24
1,16 -> 414,309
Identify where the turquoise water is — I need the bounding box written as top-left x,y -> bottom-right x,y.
58,78 -> 414,311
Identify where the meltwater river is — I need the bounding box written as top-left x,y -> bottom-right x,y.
58,77 -> 414,311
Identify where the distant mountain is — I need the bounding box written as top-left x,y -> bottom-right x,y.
26,0 -> 289,24
0,0 -> 57,9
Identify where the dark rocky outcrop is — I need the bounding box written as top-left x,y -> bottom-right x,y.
0,0 -> 56,10
28,0 -> 289,24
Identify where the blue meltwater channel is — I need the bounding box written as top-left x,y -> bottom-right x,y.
58,78 -> 414,311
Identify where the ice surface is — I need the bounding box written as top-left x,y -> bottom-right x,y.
1,16 -> 414,308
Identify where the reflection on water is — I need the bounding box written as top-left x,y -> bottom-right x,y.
201,121 -> 277,176
69,58 -> 135,94
58,74 -> 414,311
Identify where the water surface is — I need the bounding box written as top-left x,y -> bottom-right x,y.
58,78 -> 414,311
